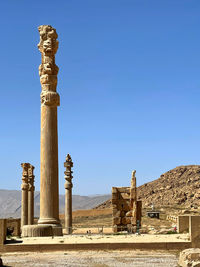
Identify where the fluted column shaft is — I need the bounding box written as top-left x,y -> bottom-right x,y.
39,106 -> 59,224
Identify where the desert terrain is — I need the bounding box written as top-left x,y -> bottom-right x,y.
1,250 -> 179,267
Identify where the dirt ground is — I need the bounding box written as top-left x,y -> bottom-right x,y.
20,233 -> 189,244
1,250 -> 179,267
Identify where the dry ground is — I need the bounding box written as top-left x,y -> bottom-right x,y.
59,206 -> 180,233
1,250 -> 179,267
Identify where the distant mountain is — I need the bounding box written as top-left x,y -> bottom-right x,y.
0,189 -> 111,218
95,165 -> 200,210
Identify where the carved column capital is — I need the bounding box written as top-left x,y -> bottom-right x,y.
40,91 -> 60,107
38,25 -> 59,104
21,163 -> 30,190
28,164 -> 35,191
64,154 -> 73,190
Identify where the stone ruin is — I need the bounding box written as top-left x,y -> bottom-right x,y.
112,170 -> 142,233
21,163 -> 35,228
21,25 -> 62,237
64,154 -> 73,234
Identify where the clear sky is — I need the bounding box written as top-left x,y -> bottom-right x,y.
0,0 -> 200,195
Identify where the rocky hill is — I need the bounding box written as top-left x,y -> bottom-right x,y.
95,165 -> 200,209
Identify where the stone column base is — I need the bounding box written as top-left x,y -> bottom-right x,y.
22,224 -> 63,237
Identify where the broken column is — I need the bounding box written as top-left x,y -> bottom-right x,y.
21,163 -> 29,228
28,164 -> 35,225
130,170 -> 137,226
64,154 -> 73,234
37,25 -> 62,235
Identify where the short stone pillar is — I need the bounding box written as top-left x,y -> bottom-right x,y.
28,164 -> 35,225
189,215 -> 200,247
178,215 -> 189,233
64,154 -> 73,234
21,163 -> 29,228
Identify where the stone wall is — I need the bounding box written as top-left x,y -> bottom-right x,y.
0,219 -> 7,245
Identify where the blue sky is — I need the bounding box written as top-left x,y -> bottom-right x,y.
0,0 -> 200,195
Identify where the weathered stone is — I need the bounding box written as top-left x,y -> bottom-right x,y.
112,187 -> 117,193
113,210 -> 121,217
120,193 -> 130,200
37,25 -> 62,236
64,154 -> 73,234
113,217 -> 121,225
22,225 -> 53,237
112,193 -> 119,200
0,219 -> 7,245
112,199 -> 118,205
131,216 -> 137,225
121,211 -> 125,217
178,215 -> 189,233
28,164 -> 35,225
189,216 -> 200,247
122,217 -> 131,225
112,170 -> 141,232
21,163 -> 29,228
178,248 -> 200,267
116,187 -> 130,193
126,211 -> 132,217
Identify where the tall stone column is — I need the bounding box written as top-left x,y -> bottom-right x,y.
28,164 -> 35,225
64,154 -> 73,234
37,25 -> 62,235
21,163 -> 29,228
130,170 -> 137,226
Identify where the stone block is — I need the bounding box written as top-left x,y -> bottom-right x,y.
178,248 -> 200,267
116,187 -> 130,194
0,219 -> 7,245
178,215 -> 189,233
112,187 -> 118,194
112,209 -> 121,217
120,193 -> 130,200
121,211 -> 125,217
113,217 -> 121,225
112,193 -> 118,200
131,217 -> 137,225
126,211 -> 132,217
189,216 -> 200,247
122,217 -> 131,225
112,204 -> 117,209
111,198 -> 118,205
